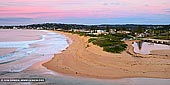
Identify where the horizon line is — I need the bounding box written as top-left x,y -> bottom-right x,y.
0,22 -> 170,26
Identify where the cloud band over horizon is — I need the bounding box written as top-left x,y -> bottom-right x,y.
0,0 -> 170,25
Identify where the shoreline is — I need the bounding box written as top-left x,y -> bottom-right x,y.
43,31 -> 170,79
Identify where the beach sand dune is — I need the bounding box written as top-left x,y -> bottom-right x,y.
43,31 -> 170,79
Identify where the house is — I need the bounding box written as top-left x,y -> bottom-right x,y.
96,30 -> 109,35
73,29 -> 80,32
137,33 -> 145,38
36,27 -> 42,30
117,31 -> 131,34
56,28 -> 63,31
97,30 -> 105,34
79,29 -> 91,33
109,29 -> 116,34
13,27 -> 18,29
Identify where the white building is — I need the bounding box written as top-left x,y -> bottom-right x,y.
117,31 -> 131,34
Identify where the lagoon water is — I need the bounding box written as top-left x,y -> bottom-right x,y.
132,42 -> 170,54
0,29 -> 170,85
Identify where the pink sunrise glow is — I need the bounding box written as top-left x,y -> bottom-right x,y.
0,0 -> 169,25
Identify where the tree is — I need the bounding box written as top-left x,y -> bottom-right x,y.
122,27 -> 127,31
137,25 -> 143,33
168,28 -> 170,40
168,25 -> 170,40
154,30 -> 160,38
106,26 -> 110,32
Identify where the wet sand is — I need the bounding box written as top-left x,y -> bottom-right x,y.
0,48 -> 16,56
43,31 -> 170,79
150,50 -> 170,56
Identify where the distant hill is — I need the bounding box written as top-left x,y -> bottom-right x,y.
0,23 -> 169,31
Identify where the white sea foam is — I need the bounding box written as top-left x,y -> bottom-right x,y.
0,35 -> 45,48
0,30 -> 70,72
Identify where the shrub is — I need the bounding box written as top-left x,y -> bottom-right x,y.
88,34 -> 127,53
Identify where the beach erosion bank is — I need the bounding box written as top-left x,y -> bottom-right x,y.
43,31 -> 170,79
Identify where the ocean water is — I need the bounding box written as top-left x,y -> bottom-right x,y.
0,29 -> 69,72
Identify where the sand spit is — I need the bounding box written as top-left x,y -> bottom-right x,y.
43,31 -> 170,79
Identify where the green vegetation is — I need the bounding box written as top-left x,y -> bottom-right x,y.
137,25 -> 143,33
150,29 -> 170,40
152,36 -> 170,40
88,34 -> 127,53
64,30 -> 128,53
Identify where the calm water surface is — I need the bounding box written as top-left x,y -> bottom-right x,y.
132,42 -> 170,54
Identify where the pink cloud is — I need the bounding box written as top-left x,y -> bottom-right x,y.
0,0 -> 169,19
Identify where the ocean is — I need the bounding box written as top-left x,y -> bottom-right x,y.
0,29 -> 69,72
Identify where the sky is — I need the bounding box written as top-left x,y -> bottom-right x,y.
0,0 -> 170,25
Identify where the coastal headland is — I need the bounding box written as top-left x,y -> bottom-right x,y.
43,31 -> 170,79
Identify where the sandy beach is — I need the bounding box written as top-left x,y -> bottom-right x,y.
43,31 -> 170,79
